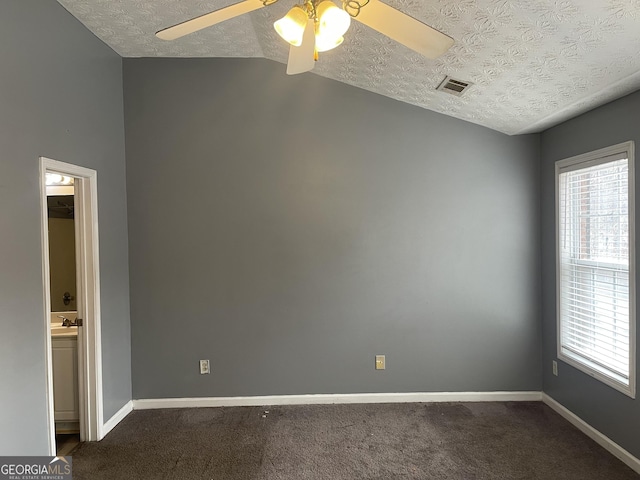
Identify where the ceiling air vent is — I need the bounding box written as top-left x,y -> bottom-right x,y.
436,76 -> 473,97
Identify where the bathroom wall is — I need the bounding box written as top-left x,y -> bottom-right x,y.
48,213 -> 77,312
0,0 -> 131,454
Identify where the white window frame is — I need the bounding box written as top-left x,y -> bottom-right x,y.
555,141 -> 636,399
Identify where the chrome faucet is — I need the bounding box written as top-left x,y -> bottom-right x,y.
57,315 -> 72,327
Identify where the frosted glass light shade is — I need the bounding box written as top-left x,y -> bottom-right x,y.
274,6 -> 309,46
315,33 -> 343,52
316,1 -> 350,38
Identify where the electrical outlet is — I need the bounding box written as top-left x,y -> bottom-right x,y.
375,355 -> 385,370
552,360 -> 558,376
200,359 -> 210,375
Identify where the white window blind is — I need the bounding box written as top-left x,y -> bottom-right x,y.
557,144 -> 635,397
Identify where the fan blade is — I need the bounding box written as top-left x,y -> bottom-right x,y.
156,0 -> 265,41
354,0 -> 454,59
286,19 -> 316,75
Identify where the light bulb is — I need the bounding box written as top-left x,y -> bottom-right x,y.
274,6 -> 309,46
46,173 -> 62,185
61,176 -> 72,185
316,1 -> 350,38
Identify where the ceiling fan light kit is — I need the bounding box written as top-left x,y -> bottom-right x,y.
275,1 -> 350,56
156,0 -> 454,75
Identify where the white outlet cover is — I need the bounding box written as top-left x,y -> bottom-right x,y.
200,359 -> 210,375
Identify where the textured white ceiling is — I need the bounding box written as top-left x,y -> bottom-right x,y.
57,0 -> 640,135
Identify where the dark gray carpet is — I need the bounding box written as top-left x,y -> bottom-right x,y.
70,402 -> 639,479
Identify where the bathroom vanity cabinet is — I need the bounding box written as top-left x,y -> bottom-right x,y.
52,335 -> 79,430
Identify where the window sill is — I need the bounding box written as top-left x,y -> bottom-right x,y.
558,348 -> 635,399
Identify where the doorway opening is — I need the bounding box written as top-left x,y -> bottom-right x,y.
39,157 -> 103,456
47,174 -> 80,454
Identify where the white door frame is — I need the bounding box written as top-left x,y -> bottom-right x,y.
39,157 -> 104,455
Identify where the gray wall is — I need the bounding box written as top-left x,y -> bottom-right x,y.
49,216 -> 77,312
124,58 -> 541,400
541,90 -> 640,458
0,0 -> 131,454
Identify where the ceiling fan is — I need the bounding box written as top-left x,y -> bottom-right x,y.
156,0 -> 454,75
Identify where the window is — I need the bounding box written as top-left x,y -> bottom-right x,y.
556,142 -> 636,398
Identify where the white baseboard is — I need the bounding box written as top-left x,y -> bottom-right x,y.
100,400 -> 133,439
542,393 -> 640,474
133,391 -> 542,410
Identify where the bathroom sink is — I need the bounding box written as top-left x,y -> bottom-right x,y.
51,325 -> 78,337
50,312 -> 78,336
